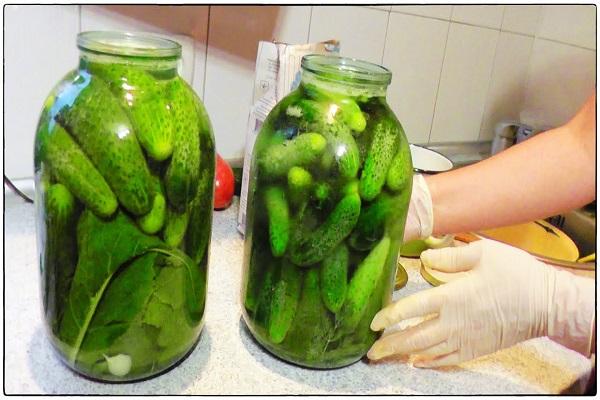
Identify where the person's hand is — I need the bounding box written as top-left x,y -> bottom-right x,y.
367,239 -> 595,367
403,174 -> 434,242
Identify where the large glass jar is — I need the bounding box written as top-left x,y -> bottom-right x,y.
33,31 -> 215,382
241,55 -> 413,368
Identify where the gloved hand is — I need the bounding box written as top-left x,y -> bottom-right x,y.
367,239 -> 595,368
403,174 -> 434,242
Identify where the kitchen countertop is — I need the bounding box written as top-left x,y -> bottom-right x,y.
4,192 -> 594,395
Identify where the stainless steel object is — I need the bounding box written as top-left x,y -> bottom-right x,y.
491,121 -> 537,155
546,207 -> 596,268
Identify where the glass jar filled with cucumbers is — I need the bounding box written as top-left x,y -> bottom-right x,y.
241,55 -> 413,368
34,31 -> 215,381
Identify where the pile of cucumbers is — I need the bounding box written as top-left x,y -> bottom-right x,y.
34,62 -> 215,380
243,82 -> 413,368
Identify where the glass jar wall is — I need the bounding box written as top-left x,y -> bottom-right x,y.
34,31 -> 215,381
241,55 -> 413,368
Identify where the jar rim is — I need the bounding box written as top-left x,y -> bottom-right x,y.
77,31 -> 181,59
301,55 -> 392,85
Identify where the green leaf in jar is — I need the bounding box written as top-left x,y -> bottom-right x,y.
78,252 -> 159,358
58,210 -> 163,364
71,244 -> 205,377
140,249 -> 205,365
150,247 -> 207,326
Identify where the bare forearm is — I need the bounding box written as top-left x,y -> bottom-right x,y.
427,96 -> 596,236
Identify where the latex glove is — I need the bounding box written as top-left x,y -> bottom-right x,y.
403,174 -> 434,242
368,239 -> 595,368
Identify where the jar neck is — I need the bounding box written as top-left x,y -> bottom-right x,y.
78,49 -> 179,74
300,69 -> 388,97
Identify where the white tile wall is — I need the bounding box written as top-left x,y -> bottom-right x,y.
451,5 -> 505,29
365,5 -> 392,12
430,23 -> 499,142
392,5 -> 452,20
203,6 -> 311,160
501,5 -> 541,36
479,32 -> 534,140
80,6 -> 200,83
383,13 -> 449,144
5,5 -> 80,179
309,6 -> 389,64
203,46 -> 255,161
5,5 -> 597,179
191,40 -> 208,100
522,39 -> 596,128
537,5 -> 596,50
273,6 -> 311,44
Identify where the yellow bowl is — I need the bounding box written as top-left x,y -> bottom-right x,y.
420,220 -> 589,287
479,220 -> 579,262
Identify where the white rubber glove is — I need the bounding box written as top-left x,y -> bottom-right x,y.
367,239 -> 595,367
403,174 -> 434,242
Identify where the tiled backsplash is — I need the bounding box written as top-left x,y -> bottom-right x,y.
5,5 -> 596,179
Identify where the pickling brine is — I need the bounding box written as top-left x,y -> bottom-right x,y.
34,31 -> 215,382
241,55 -> 413,368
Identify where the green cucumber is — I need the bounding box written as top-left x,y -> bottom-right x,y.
43,183 -> 79,331
264,186 -> 290,257
320,243 -> 349,313
255,261 -> 278,327
285,98 -> 322,122
290,192 -> 361,266
86,62 -> 155,90
292,99 -> 360,179
386,180 -> 412,241
244,238 -> 270,313
339,98 -> 367,133
338,265 -> 385,347
302,84 -> 367,133
313,181 -> 332,210
87,62 -> 174,161
164,77 -> 202,210
136,172 -> 167,234
184,116 -> 215,264
58,74 -> 153,216
320,121 -> 360,179
348,192 -> 395,251
258,132 -> 327,179
338,236 -> 391,333
163,207 -> 189,248
39,123 -> 117,218
268,260 -> 302,344
359,116 -> 399,201
184,167 -> 215,264
319,150 -> 335,172
287,198 -> 318,258
281,268 -> 334,362
287,167 -> 313,208
386,138 -> 412,193
342,179 -> 359,196
137,192 -> 166,234
45,183 -> 76,223
126,89 -> 174,161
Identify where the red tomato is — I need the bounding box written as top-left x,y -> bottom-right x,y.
214,154 -> 234,210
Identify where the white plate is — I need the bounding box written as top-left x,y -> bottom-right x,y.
410,144 -> 453,174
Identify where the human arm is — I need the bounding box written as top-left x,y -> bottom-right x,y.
384,96 -> 596,368
426,94 -> 596,236
404,94 -> 596,241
